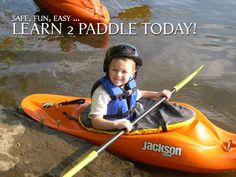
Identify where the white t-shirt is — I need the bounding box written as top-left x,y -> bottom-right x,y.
89,85 -> 142,118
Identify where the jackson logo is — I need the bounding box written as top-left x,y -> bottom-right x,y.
142,141 -> 182,157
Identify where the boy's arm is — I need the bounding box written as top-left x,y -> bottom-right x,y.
140,90 -> 172,100
90,115 -> 133,132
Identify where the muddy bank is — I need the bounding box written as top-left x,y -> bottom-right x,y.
0,106 -> 151,177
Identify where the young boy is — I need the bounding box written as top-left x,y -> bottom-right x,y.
89,43 -> 172,132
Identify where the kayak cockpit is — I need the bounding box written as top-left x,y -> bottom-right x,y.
79,98 -> 196,135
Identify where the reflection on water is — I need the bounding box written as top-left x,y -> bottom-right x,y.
43,34 -> 109,52
1,0 -> 236,176
117,5 -> 151,25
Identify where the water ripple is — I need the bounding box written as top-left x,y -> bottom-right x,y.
175,79 -> 236,129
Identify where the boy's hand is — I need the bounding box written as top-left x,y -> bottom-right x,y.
159,89 -> 172,100
115,119 -> 133,132
140,90 -> 172,101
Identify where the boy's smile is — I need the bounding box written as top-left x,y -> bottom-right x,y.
108,58 -> 136,87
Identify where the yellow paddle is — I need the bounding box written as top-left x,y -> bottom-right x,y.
63,65 -> 204,177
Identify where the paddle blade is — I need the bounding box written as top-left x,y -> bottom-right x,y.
63,151 -> 98,177
174,65 -> 204,92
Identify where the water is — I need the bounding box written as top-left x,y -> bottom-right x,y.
0,0 -> 236,176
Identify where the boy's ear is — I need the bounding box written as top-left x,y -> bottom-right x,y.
132,70 -> 137,78
131,67 -> 136,75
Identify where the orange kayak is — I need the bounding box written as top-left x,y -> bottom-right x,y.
36,0 -> 110,27
21,94 -> 236,173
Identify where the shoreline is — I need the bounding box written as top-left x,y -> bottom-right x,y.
0,107 -> 151,177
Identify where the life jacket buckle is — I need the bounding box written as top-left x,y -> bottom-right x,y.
124,89 -> 132,97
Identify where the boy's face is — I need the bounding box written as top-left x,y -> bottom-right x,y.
108,58 -> 136,87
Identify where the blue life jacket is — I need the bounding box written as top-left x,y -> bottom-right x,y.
91,76 -> 138,121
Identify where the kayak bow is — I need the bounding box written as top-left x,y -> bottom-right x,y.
36,0 -> 110,27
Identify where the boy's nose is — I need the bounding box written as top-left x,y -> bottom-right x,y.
116,71 -> 122,77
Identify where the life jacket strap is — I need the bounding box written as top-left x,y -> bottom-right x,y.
110,87 -> 137,100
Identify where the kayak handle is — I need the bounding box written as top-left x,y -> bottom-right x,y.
223,140 -> 236,151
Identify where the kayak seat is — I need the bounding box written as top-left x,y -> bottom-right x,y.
79,98 -> 196,135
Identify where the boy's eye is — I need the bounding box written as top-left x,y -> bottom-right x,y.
110,69 -> 129,74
